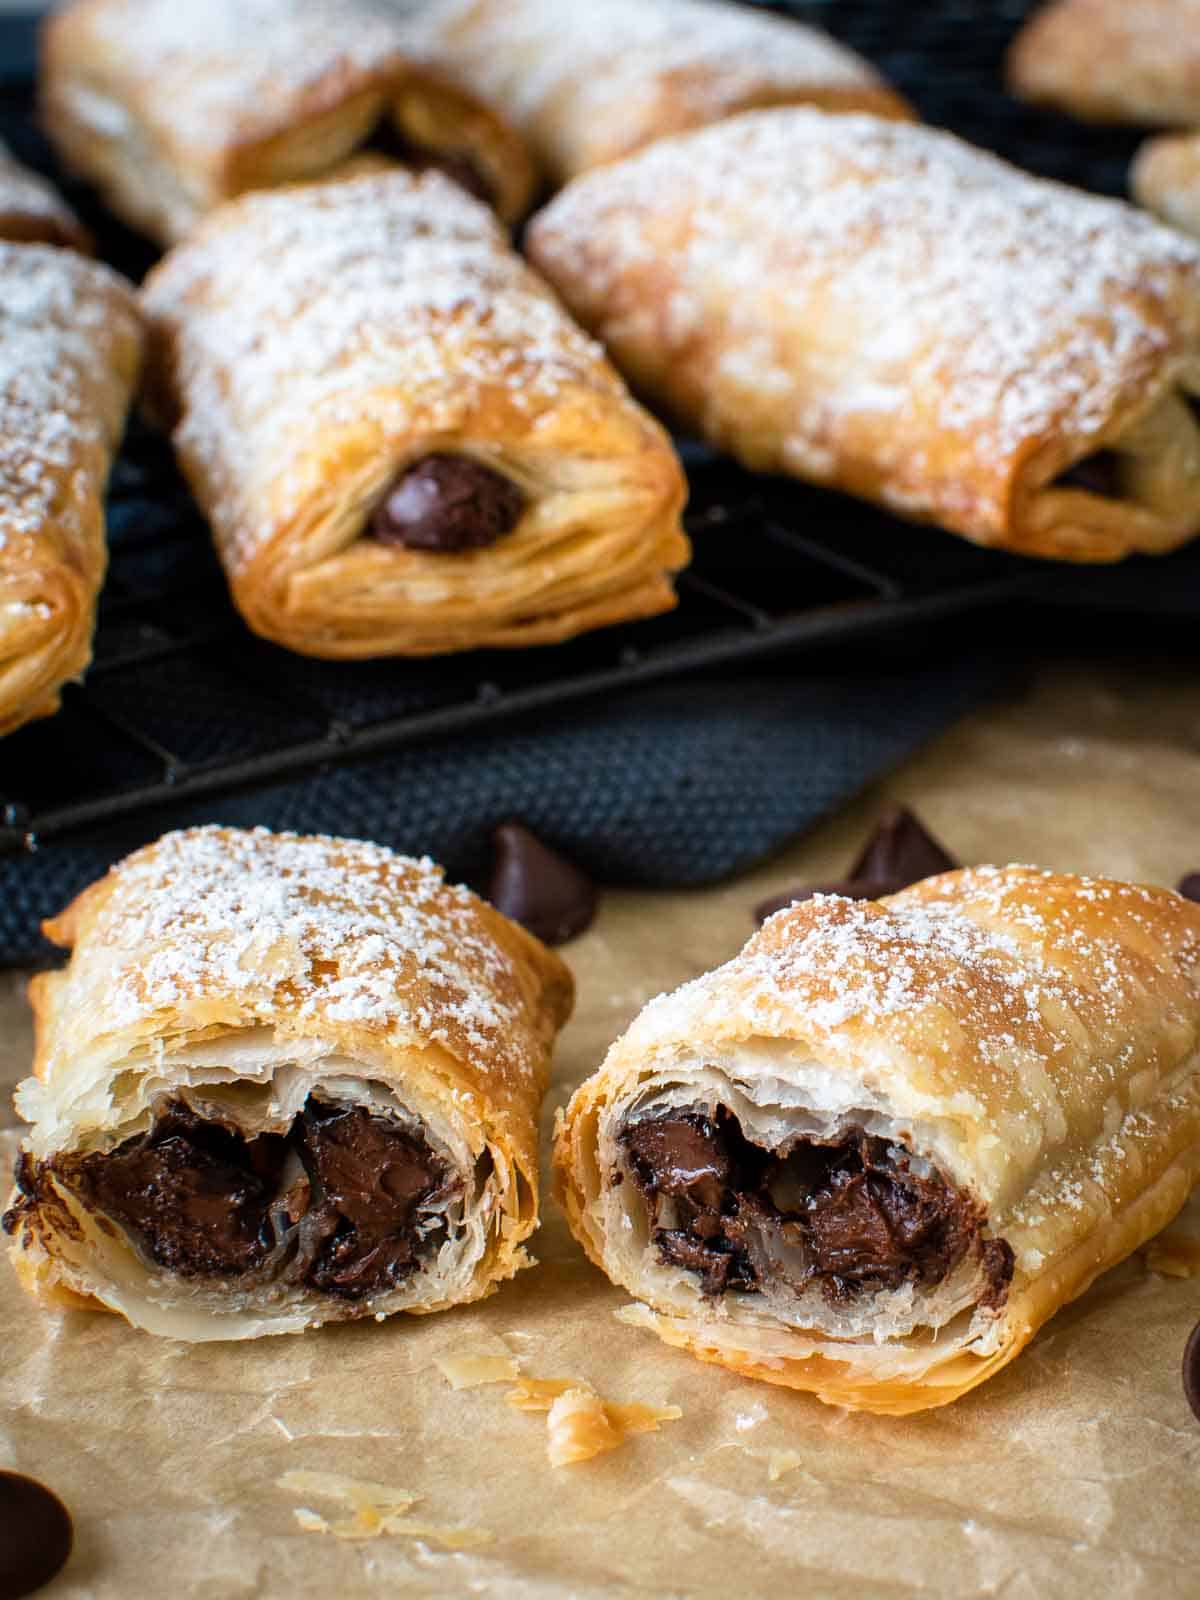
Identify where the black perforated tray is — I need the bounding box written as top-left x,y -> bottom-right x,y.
0,1 -> 1196,859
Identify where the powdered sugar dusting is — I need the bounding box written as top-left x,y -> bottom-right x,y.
72,0 -> 435,151
531,110 -> 1200,534
141,167 -> 617,573
418,0 -> 890,170
0,243 -> 138,550
66,827 -> 548,1093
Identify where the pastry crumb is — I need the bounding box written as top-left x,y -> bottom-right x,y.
507,1375 -> 681,1465
435,1351 -> 521,1389
279,1470 -> 490,1547
766,1450 -> 805,1482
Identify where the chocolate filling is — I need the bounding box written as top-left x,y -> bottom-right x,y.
365,117 -> 495,207
620,1107 -> 1013,1310
1054,450 -> 1122,498
370,453 -> 526,552
4,1096 -> 460,1301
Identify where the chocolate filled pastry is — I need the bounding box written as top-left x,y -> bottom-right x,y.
139,165 -> 688,657
409,0 -> 912,187
39,0 -> 536,245
0,244 -> 141,739
0,139 -> 89,251
554,866 -> 1200,1414
1008,0 -> 1200,127
529,108 -> 1200,563
3,826 -> 574,1340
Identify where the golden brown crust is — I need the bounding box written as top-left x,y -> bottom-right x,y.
1132,132 -> 1200,238
9,826 -> 574,1340
414,0 -> 912,185
39,0 -> 536,241
0,244 -> 141,738
552,866 -> 1200,1414
1008,0 -> 1200,126
139,165 -> 688,658
529,108 -> 1200,563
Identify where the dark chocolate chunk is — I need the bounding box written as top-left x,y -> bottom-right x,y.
1185,1319 -> 1200,1424
1055,450 -> 1122,498
1177,873 -> 1200,904
365,118 -> 495,206
487,821 -> 598,945
370,454 -> 525,552
295,1101 -> 458,1299
0,1471 -> 73,1599
69,1103 -> 285,1278
619,1108 -> 998,1308
754,805 -> 958,923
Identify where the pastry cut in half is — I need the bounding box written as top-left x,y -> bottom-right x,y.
4,826 -> 574,1341
554,866 -> 1200,1414
529,108 -> 1200,563
139,164 -> 688,657
409,0 -> 912,185
40,0 -> 536,243
0,242 -> 141,738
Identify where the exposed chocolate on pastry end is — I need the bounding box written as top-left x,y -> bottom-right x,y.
1183,1319 -> 1200,1424
366,118 -> 496,208
34,1096 -> 460,1301
1177,872 -> 1200,904
755,806 -> 958,923
1055,450 -> 1122,498
370,454 -> 526,552
621,1107 -> 1009,1311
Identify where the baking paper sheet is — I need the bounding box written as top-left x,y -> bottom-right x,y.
2,660 -> 1198,1598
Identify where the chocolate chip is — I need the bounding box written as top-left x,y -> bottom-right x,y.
487,821 -> 597,945
1177,873 -> 1200,903
1185,1320 -> 1200,1424
370,455 -> 525,552
0,1472 -> 73,1598
754,805 -> 958,923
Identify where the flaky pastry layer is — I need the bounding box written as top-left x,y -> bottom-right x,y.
0,243 -> 141,738
140,166 -> 688,657
0,138 -> 89,251
553,866 -> 1200,1414
40,0 -> 535,243
5,826 -> 573,1340
410,0 -> 911,185
530,108 -> 1200,563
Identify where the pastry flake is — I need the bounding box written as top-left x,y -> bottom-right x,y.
39,0 -> 536,243
553,866 -> 1200,1414
140,166 -> 688,658
411,0 -> 912,184
3,825 -> 574,1340
530,108 -> 1200,563
0,243 -> 141,738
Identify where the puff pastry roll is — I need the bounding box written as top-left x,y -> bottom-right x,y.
0,244 -> 141,739
0,140 -> 89,251
40,0 -> 535,244
3,826 -> 574,1342
1133,133 -> 1200,238
409,0 -> 911,186
530,109 -> 1200,563
140,166 -> 688,657
1009,0 -> 1200,126
554,867 -> 1200,1415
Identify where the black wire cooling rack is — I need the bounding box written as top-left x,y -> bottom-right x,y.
0,0 -> 1197,860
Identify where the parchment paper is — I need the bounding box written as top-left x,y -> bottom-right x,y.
2,658 -> 1199,1600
